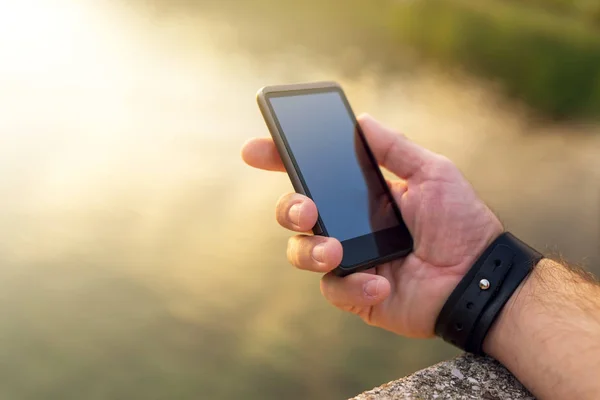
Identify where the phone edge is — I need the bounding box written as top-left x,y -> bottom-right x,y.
258,81 -> 341,96
256,85 -> 327,236
333,247 -> 412,277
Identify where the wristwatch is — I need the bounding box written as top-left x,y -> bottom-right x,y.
434,232 -> 544,355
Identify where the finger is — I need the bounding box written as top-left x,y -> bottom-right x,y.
387,179 -> 408,204
320,273 -> 391,308
358,114 -> 432,179
287,236 -> 343,272
276,193 -> 318,232
241,137 -> 286,172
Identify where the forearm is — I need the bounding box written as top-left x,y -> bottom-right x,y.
484,258 -> 600,399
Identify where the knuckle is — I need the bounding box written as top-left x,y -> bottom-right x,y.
275,208 -> 287,226
361,314 -> 378,327
435,154 -> 456,170
320,274 -> 337,299
275,194 -> 299,226
298,239 -> 315,265
286,238 -> 296,266
423,154 -> 457,177
275,198 -> 289,224
287,236 -> 314,269
275,192 -> 291,208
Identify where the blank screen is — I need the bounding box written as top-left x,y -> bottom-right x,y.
269,91 -> 401,242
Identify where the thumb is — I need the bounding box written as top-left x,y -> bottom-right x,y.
358,114 -> 429,179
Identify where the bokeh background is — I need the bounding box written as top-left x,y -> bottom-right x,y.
0,0 -> 599,398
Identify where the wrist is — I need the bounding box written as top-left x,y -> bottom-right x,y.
481,257 -> 547,358
483,258 -> 600,399
483,258 -> 589,358
435,231 -> 540,353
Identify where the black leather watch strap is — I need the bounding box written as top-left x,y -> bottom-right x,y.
435,232 -> 543,354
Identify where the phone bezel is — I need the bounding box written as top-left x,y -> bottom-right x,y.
256,82 -> 413,276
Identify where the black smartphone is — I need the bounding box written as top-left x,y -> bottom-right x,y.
257,81 -> 413,276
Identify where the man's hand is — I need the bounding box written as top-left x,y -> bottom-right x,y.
243,114 -> 600,399
241,114 -> 503,337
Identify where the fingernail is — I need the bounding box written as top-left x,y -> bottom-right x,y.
364,279 -> 380,297
312,243 -> 326,263
289,203 -> 302,226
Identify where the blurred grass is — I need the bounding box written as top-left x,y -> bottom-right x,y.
509,0 -> 600,25
389,0 -> 600,119
180,0 -> 600,119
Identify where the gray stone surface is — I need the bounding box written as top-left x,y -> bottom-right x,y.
351,353 -> 534,400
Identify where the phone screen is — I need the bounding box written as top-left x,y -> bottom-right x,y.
266,88 -> 412,267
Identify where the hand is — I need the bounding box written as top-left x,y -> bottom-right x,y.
241,114 -> 503,338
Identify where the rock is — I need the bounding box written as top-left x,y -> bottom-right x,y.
451,368 -> 464,380
350,353 -> 535,400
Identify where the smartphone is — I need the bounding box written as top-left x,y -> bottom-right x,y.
257,81 -> 413,276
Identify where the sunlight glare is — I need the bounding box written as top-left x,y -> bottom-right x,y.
0,0 -> 127,86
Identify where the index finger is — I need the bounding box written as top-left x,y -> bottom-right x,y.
241,137 -> 286,172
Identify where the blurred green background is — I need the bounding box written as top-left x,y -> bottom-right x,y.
0,0 -> 598,399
